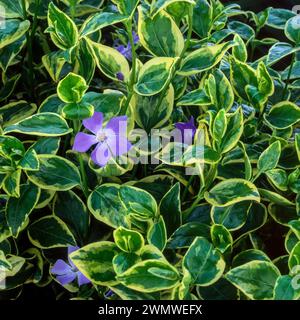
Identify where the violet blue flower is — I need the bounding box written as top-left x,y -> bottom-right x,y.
51,246 -> 90,287
115,31 -> 139,61
73,112 -> 132,167
116,72 -> 124,81
175,116 -> 197,145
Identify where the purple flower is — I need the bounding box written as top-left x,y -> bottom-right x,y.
73,112 -> 132,167
175,116 -> 197,145
115,31 -> 139,61
51,246 -> 90,287
116,72 -> 124,81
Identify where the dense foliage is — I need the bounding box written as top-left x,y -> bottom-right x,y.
0,0 -> 300,300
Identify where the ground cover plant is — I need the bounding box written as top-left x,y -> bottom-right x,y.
0,0 -> 300,301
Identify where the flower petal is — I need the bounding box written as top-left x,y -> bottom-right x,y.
73,133 -> 97,152
77,272 -> 91,286
106,116 -> 128,136
107,135 -> 132,157
56,272 -> 76,286
83,111 -> 103,134
91,143 -> 113,167
51,260 -> 72,276
68,246 -> 79,267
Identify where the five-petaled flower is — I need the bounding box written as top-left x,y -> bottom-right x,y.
175,116 -> 197,145
51,246 -> 90,287
115,31 -> 139,61
73,112 -> 132,167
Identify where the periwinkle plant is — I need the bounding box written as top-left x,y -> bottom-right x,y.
0,0 -> 300,301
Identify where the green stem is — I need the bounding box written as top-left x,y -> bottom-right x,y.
282,52 -> 295,100
73,120 -> 89,198
78,153 -> 89,198
123,20 -> 137,113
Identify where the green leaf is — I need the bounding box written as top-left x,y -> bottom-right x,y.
274,275 -> 300,300
90,40 -> 130,81
138,6 -> 184,57
17,149 -> 39,171
134,57 -> 177,96
30,137 -> 61,155
119,185 -> 157,220
75,37 -> 96,84
80,12 -> 128,37
228,21 -> 255,40
211,201 -> 252,231
167,222 -> 210,249
113,252 -> 141,275
219,107 -> 244,154
113,227 -> 144,253
210,224 -> 233,254
0,135 -> 24,160
179,42 -> 234,76
192,0 -> 212,38
0,73 -> 20,102
230,57 -> 257,101
159,183 -> 181,237
42,50 -> 68,83
47,2 -> 78,50
0,36 -> 26,72
6,183 -> 40,237
285,16 -> 300,44
0,250 -> 12,271
267,42 -> 300,66
117,259 -> 180,293
225,261 -> 280,300
53,190 -> 90,242
133,85 -> 174,131
0,19 -> 30,50
62,102 -> 94,120
232,249 -> 271,268
207,70 -> 234,111
28,216 -> 76,249
182,237 -> 225,286
0,101 -> 37,128
267,8 -> 296,29
147,216 -> 167,251
4,112 -> 72,136
205,179 -> 260,207
88,184 -> 130,228
70,241 -> 119,285
265,169 -> 288,191
232,34 -> 247,62
27,155 -> 81,191
264,101 -> 300,129
3,169 -> 21,197
150,0 -> 195,17
212,109 -> 227,142
257,141 -> 281,174
182,145 -> 221,165
177,88 -> 211,106
57,73 -> 88,103
289,241 -> 300,270
0,0 -> 25,18
112,0 -> 139,17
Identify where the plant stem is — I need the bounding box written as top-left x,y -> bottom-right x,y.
282,52 -> 295,100
78,153 -> 89,198
73,120 -> 89,198
123,20 -> 137,113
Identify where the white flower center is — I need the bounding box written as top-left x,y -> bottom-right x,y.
96,131 -> 107,142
